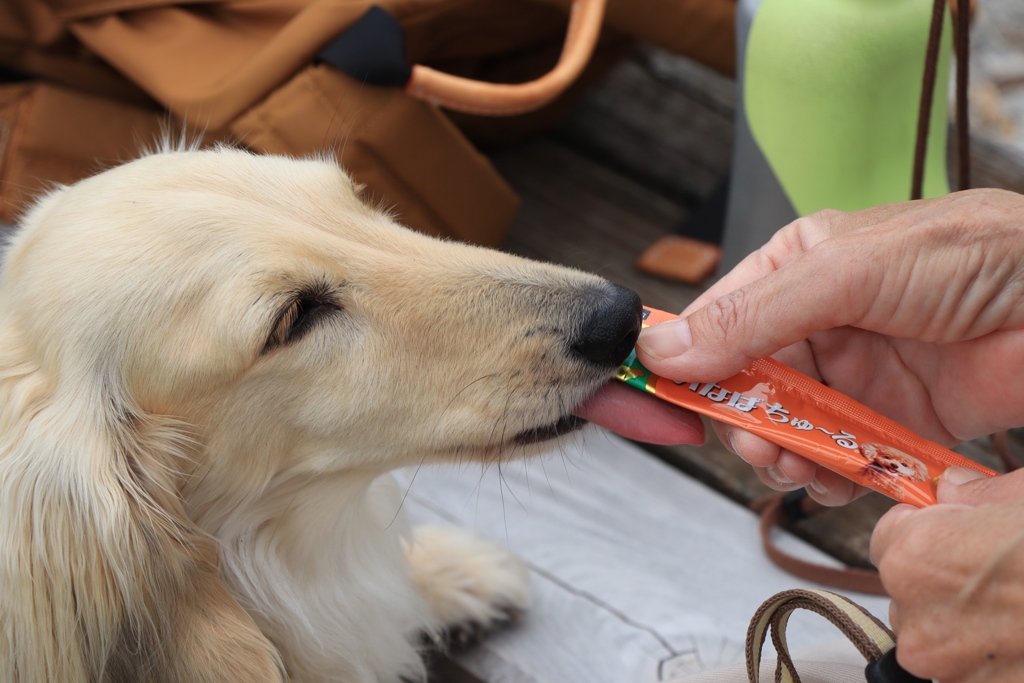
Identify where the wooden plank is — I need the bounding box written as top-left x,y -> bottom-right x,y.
551,49 -> 733,204
964,132 -> 1024,193
399,435 -> 892,683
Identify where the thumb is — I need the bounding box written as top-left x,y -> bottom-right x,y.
636,244 -> 868,381
936,466 -> 1024,506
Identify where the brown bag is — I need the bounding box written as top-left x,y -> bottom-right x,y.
0,0 -> 736,242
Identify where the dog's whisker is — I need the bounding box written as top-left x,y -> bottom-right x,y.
463,456 -> 494,517
496,460 -> 510,548
496,457 -> 527,515
323,92 -> 362,174
321,96 -> 345,155
522,450 -> 532,501
387,449 -> 431,530
335,101 -> 360,164
498,382 -> 515,451
479,383 -> 510,455
558,444 -> 574,484
537,454 -> 557,498
433,373 -> 502,443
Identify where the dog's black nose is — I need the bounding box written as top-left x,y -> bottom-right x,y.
572,284 -> 643,367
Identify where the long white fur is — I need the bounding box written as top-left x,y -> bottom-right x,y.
0,147 -> 615,681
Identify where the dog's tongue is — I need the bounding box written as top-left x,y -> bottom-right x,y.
573,381 -> 704,445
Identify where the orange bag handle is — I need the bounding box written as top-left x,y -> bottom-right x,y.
404,0 -> 608,116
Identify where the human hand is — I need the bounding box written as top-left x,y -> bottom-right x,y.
636,189 -> 1024,505
869,466 -> 1024,682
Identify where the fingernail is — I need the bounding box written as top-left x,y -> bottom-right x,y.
637,319 -> 691,359
724,431 -> 736,454
942,466 -> 986,486
766,463 -> 793,486
808,477 -> 829,496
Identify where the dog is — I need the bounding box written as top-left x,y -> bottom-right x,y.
0,146 -> 644,682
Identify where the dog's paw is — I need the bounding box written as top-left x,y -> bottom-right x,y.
405,526 -> 530,643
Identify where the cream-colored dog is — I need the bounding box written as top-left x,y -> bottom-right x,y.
0,147 -> 645,682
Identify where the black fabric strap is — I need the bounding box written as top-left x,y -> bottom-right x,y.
865,648 -> 931,683
317,6 -> 412,87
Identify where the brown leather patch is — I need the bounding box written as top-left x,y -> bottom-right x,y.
635,234 -> 721,285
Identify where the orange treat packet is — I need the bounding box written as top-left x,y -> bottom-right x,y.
617,307 -> 998,507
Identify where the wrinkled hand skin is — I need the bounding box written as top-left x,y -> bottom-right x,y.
870,468 -> 1024,682
637,189 -> 1024,505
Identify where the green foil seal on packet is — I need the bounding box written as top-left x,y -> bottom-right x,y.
615,350 -> 653,392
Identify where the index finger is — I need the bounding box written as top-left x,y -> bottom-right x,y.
684,202 -> 915,317
681,211 -> 837,317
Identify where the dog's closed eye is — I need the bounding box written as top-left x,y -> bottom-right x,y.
264,288 -> 341,354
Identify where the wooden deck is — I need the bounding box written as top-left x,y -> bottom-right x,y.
417,43 -> 1024,683
409,434 -> 894,683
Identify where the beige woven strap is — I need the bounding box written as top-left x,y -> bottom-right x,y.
404,0 -> 607,115
746,589 -> 895,683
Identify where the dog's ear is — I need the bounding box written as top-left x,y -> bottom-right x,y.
0,331 -> 284,682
